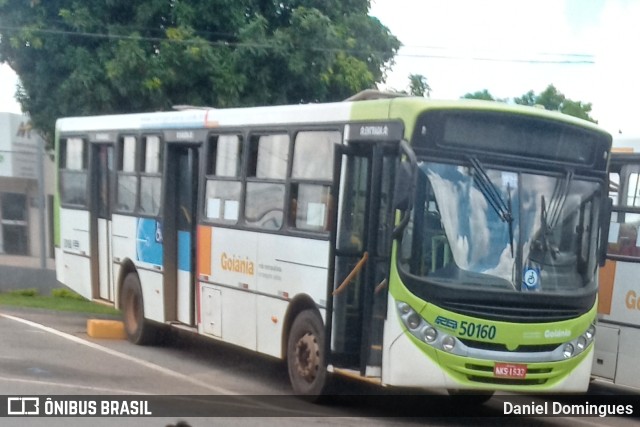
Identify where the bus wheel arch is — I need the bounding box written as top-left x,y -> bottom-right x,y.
281,294 -> 318,359
283,296 -> 329,399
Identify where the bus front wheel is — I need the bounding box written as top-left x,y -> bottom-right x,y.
121,272 -> 157,345
286,309 -> 329,400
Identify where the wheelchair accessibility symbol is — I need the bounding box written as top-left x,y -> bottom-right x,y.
523,268 -> 540,289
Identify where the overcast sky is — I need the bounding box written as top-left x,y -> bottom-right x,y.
370,0 -> 640,136
2,0 -> 639,136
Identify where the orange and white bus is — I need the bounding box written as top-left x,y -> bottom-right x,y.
594,136 -> 640,389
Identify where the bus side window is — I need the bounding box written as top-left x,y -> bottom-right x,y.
115,136 -> 138,213
289,131 -> 339,233
244,134 -> 289,230
609,171 -> 620,206
139,135 -> 162,216
59,137 -> 88,206
204,134 -> 243,224
626,172 -> 640,207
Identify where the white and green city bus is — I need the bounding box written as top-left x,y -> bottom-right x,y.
54,92 -> 611,399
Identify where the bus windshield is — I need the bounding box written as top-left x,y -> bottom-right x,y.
400,160 -> 601,293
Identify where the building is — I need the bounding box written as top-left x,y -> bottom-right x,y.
0,112 -> 56,290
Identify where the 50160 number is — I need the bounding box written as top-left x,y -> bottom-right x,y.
459,321 -> 497,340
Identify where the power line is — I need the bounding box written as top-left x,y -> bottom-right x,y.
396,51 -> 593,64
0,24 -> 594,64
401,43 -> 593,59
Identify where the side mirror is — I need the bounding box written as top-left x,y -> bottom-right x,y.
393,161 -> 413,210
393,140 -> 417,238
598,197 -> 613,267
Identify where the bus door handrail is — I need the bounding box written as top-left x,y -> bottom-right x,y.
333,252 -> 369,296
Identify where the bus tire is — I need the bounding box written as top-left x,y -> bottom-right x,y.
121,272 -> 157,345
287,309 -> 328,400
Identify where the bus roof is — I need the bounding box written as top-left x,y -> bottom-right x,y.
55,97 -> 609,135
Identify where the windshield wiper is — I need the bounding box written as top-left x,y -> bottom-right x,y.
468,156 -> 515,257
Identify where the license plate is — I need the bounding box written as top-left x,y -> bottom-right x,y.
494,363 -> 527,379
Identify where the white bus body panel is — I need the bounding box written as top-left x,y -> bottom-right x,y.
592,323 -> 619,381
201,286 -> 222,337
137,269 -> 165,323
111,215 -> 138,265
59,208 -> 92,299
596,259 -> 640,388
382,295 -> 448,387
614,326 -> 640,388
198,226 -> 330,357
111,214 -> 165,322
56,103 -> 352,134
176,269 -> 192,324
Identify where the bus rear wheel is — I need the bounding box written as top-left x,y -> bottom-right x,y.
287,309 -> 329,400
121,272 -> 157,345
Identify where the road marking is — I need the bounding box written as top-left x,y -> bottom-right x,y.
0,312 -> 327,416
0,312 -> 237,395
0,375 -> 147,395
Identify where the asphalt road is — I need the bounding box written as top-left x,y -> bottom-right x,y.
0,305 -> 639,427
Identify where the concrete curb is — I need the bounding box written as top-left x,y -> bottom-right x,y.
87,319 -> 127,340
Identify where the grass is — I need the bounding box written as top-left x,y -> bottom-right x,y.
0,288 -> 121,315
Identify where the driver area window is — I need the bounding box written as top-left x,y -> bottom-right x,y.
400,172 -> 451,276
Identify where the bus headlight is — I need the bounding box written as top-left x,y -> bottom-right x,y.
585,324 -> 595,340
562,343 -> 574,358
407,313 -> 421,329
442,336 -> 456,352
556,322 -> 595,360
397,301 -> 442,347
423,326 -> 438,343
398,302 -> 412,315
396,301 -> 458,353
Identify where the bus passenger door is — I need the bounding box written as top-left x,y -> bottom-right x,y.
164,145 -> 199,325
91,143 -> 114,301
330,142 -> 396,376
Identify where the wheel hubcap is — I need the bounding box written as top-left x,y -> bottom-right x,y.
295,332 -> 319,383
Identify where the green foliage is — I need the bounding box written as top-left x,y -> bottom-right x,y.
462,89 -> 496,101
8,288 -> 38,297
0,289 -> 120,314
51,288 -> 86,300
462,85 -> 597,123
513,84 -> 597,123
408,74 -> 431,97
0,0 -> 400,145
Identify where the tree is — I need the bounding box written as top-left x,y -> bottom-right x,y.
514,84 -> 596,123
0,0 -> 400,143
462,85 -> 597,123
462,89 -> 496,101
408,73 -> 431,97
